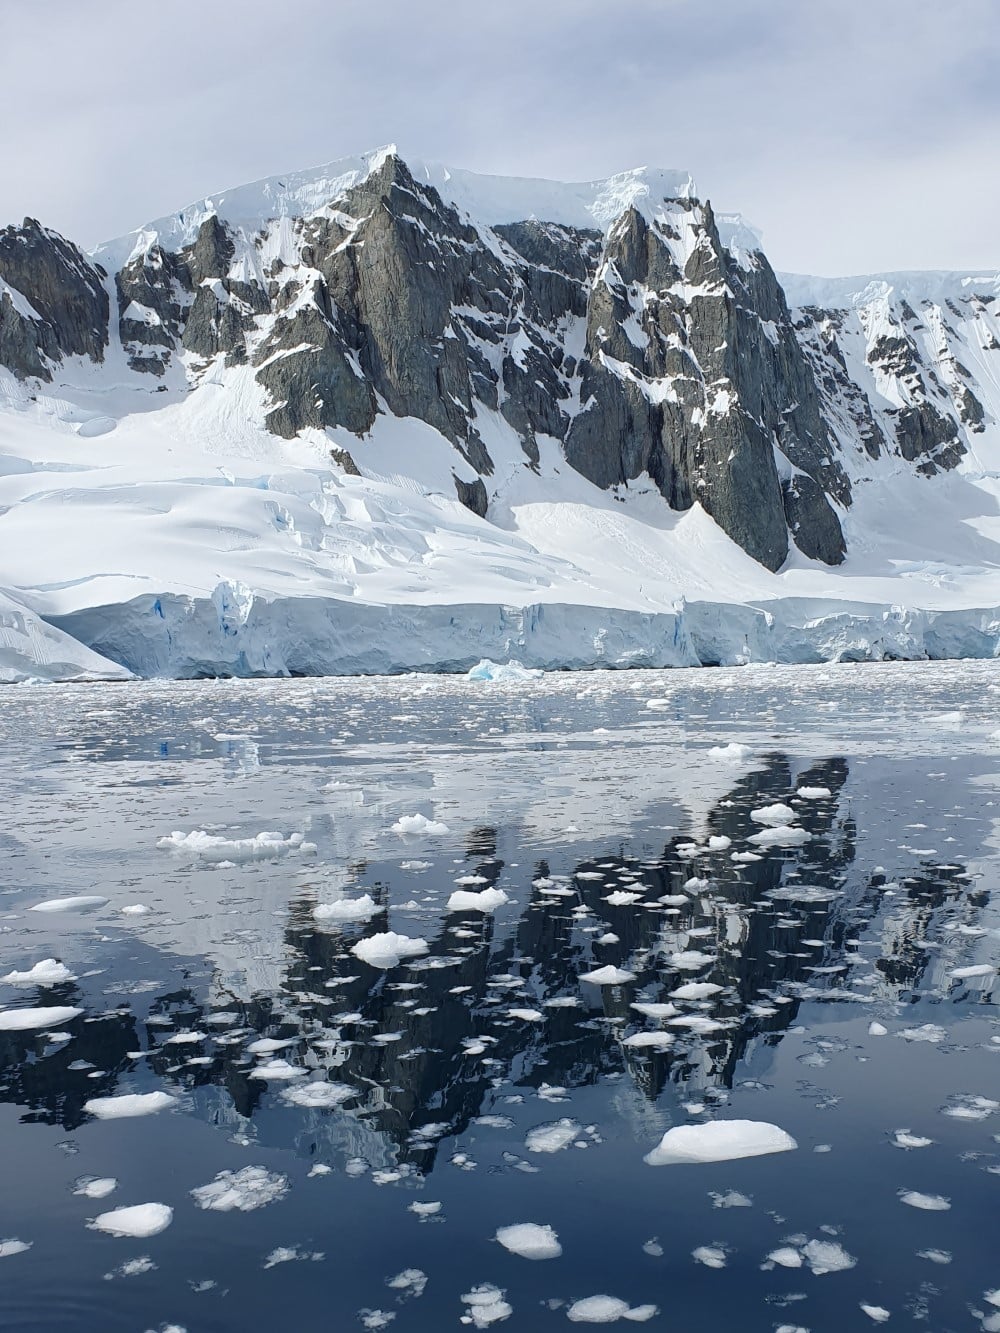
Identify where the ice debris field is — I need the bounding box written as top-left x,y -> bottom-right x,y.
0,659 -> 998,1330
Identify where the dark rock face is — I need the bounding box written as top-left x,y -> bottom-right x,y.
0,219 -> 108,379
1,154 -> 994,574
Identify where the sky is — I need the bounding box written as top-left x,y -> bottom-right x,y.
2,0 -> 998,277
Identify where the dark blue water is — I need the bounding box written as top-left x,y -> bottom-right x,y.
0,662 -> 997,1332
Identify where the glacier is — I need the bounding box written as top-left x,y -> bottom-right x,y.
1,147 -> 999,680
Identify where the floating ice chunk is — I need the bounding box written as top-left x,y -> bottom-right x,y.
120,904 -> 151,916
391,814 -> 450,836
507,1008 -> 544,1022
84,1092 -> 176,1119
949,964 -> 995,980
942,1094 -> 998,1120
74,1177 -> 118,1199
631,1002 -> 679,1019
466,659 -> 540,682
797,786 -> 832,800
670,982 -> 722,1000
710,1190 -> 752,1209
280,1081 -> 355,1109
645,1120 -> 797,1166
30,896 -> 107,913
408,1201 -> 442,1218
645,699 -> 671,711
892,1131 -> 933,1150
748,825 -> 810,847
579,966 -> 635,985
156,829 -> 302,862
525,1119 -> 580,1153
868,1022 -> 888,1037
88,1203 -> 172,1237
360,1310 -> 396,1329
707,836 -> 731,851
495,1222 -> 562,1259
401,860 -> 432,871
899,1190 -> 950,1211
623,1032 -> 674,1051
249,1059 -> 304,1081
750,803 -> 796,826
0,1239 -> 32,1257
387,1268 -> 427,1296
460,1283 -> 512,1326
447,888 -> 509,913
765,1247 -> 803,1268
352,932 -> 429,969
802,1239 -> 856,1275
246,1038 -> 293,1055
708,742 -> 751,761
668,951 -> 715,970
566,1295 -> 657,1322
604,891 -> 642,906
314,894 -> 379,924
263,1246 -> 324,1268
692,1245 -> 727,1268
860,1304 -> 890,1322
0,1006 -> 82,1031
2,958 -> 76,986
191,1166 -> 288,1212
916,1249 -> 951,1264
898,1024 -> 946,1043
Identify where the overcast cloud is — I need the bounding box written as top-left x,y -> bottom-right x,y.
2,0 -> 998,276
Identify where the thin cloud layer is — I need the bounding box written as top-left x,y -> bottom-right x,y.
1,0 -> 997,275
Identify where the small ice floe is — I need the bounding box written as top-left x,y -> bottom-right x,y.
407,1201 -> 442,1220
622,1032 -> 674,1052
400,860 -> 432,871
631,1002 -> 678,1019
667,951 -> 715,971
249,1059 -> 304,1081
801,1239 -> 856,1275
860,1303 -> 891,1322
708,742 -> 751,761
596,933 -> 620,945
645,1120 -> 797,1166
280,1081 -> 354,1109
263,1246 -> 324,1268
707,836 -> 731,851
525,1119 -> 581,1154
156,829 -> 307,862
84,1092 -> 176,1120
74,1177 -> 118,1199
29,896 -> 108,913
750,803 -> 797,826
447,888 -> 509,913
103,1255 -> 156,1279
891,1130 -> 933,1150
917,1248 -> 952,1264
748,825 -> 810,847
191,1166 -> 288,1212
579,966 -> 635,985
387,1267 -> 427,1296
88,1203 -> 173,1238
0,1006 -> 82,1031
314,895 -> 378,924
352,932 -> 429,969
868,1022 -> 888,1037
120,905 -> 151,917
763,1247 -> 803,1269
565,1295 -> 658,1322
710,1190 -> 752,1209
949,964 -> 995,980
460,1283 -> 512,1326
2,958 -> 76,986
942,1094 -> 998,1121
495,1222 -> 562,1260
692,1244 -> 728,1268
604,891 -> 642,906
898,1024 -> 946,1043
0,1239 -> 32,1257
645,699 -> 671,711
507,1008 -> 544,1022
898,1190 -> 950,1211
670,982 -> 722,1000
359,1310 -> 396,1329
391,814 -> 450,837
466,659 -> 540,682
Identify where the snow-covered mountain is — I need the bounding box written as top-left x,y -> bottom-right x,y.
1,145 -> 999,679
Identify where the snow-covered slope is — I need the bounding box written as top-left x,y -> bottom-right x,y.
0,148 -> 999,679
